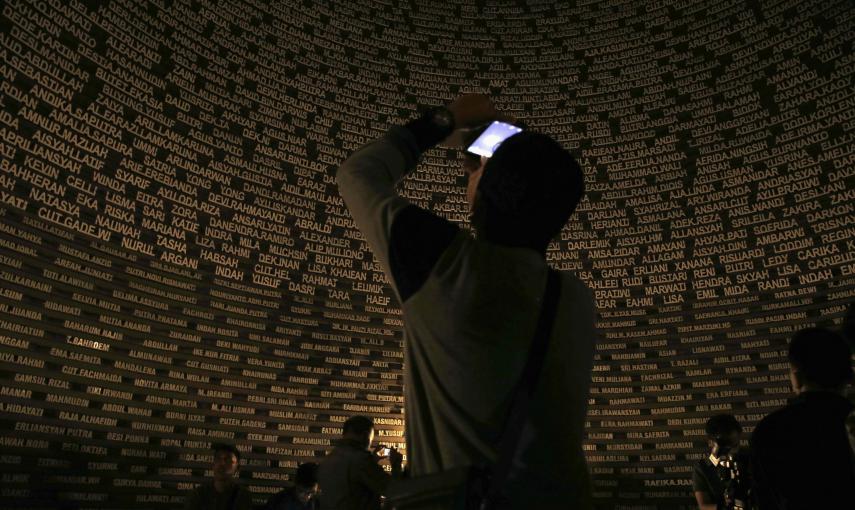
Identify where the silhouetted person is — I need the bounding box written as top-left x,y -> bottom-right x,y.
265,462 -> 320,510
337,94 -> 595,508
694,414 -> 751,510
184,443 -> 253,510
317,415 -> 403,510
749,327 -> 855,509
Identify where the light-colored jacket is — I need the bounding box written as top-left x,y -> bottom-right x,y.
337,126 -> 597,508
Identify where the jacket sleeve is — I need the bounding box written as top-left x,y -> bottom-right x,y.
337,127 -> 420,270
337,122 -> 463,304
335,127 -> 426,296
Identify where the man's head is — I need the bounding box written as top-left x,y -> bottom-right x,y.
294,462 -> 319,504
705,414 -> 742,457
342,415 -> 374,450
464,131 -> 585,253
788,327 -> 854,393
212,443 -> 240,482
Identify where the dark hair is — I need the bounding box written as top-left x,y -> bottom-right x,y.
294,462 -> 319,487
213,443 -> 241,461
343,415 -> 374,436
475,131 -> 584,251
705,414 -> 742,438
788,327 -> 854,389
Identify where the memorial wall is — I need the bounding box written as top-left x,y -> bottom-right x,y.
0,0 -> 852,508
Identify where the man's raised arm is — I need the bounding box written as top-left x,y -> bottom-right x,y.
335,126 -> 423,277
335,95 -> 499,298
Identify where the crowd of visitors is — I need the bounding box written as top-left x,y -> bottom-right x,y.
185,325 -> 853,510
691,328 -> 854,510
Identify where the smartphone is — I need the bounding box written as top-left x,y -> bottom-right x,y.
379,447 -> 390,456
466,121 -> 523,158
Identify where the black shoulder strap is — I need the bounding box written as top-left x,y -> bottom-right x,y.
487,269 -> 562,499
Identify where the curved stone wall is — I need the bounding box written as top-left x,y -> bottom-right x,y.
0,0 -> 852,508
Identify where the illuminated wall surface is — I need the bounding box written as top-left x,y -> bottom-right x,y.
0,0 -> 853,508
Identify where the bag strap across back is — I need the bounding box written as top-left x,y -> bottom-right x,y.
485,269 -> 562,503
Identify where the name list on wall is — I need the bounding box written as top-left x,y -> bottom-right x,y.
0,0 -> 852,508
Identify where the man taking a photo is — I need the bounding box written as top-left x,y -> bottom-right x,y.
336,94 -> 596,508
